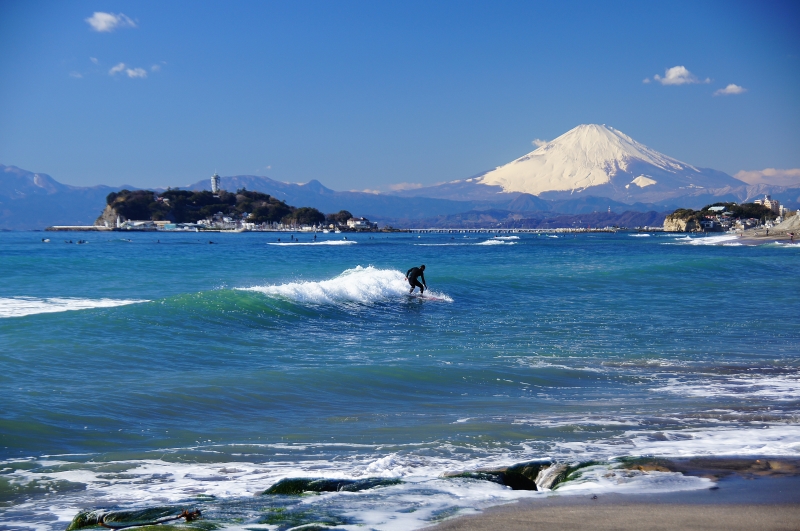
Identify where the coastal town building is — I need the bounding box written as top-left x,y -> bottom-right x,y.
347,217 -> 378,229
754,194 -> 781,214
211,172 -> 221,194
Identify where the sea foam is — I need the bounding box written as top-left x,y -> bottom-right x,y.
0,297 -> 148,318
267,240 -> 357,246
239,266 -> 452,304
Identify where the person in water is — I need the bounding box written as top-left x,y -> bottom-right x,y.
405,264 -> 427,295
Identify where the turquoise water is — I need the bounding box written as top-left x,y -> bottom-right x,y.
1,231 -> 798,530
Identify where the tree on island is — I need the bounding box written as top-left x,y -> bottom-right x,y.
101,189 -> 307,224
282,207 -> 325,226
325,210 -> 353,225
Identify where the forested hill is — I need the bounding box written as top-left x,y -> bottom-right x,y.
97,189 -> 347,226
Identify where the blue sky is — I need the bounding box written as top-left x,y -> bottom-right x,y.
1,0 -> 798,190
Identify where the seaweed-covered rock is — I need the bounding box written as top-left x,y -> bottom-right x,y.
534,463 -> 571,489
261,477 -> 402,495
618,456 -> 679,473
66,509 -> 107,531
442,460 -> 553,491
66,506 -> 195,530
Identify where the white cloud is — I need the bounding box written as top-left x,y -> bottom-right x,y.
90,57 -> 99,65
388,182 -> 424,191
150,64 -> 161,72
69,71 -> 82,78
85,12 -> 137,32
642,78 -> 651,84
109,62 -> 126,75
714,84 -> 747,96
126,68 -> 147,78
648,66 -> 710,86
734,168 -> 800,187
109,63 -> 147,78
532,138 -> 548,148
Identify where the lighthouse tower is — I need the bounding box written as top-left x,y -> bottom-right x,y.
211,172 -> 221,194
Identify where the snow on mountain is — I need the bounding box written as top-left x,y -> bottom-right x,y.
475,124 -> 744,200
395,124 -> 747,205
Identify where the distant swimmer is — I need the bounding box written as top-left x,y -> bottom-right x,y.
405,264 -> 427,295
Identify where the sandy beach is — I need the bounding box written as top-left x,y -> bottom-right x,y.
429,475 -> 800,531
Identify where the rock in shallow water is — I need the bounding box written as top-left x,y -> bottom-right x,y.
441,460 -> 554,490
66,506 -> 196,530
261,477 -> 402,495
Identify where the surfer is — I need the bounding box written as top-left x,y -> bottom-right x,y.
405,264 -> 427,295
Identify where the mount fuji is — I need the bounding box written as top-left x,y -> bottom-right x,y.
393,124 -> 747,204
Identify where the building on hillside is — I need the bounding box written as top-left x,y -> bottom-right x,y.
754,194 -> 781,214
211,172 -> 221,194
347,217 -> 378,230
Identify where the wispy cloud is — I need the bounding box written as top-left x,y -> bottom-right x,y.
714,84 -> 747,96
90,57 -> 99,65
109,63 -> 126,75
86,12 -> 137,33
532,138 -> 548,148
109,63 -> 148,78
734,168 -> 800,186
69,71 -> 83,79
645,66 -> 710,85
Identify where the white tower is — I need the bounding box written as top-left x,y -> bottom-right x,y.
211,172 -> 220,194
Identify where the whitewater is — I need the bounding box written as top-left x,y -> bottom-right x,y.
0,231 -> 798,530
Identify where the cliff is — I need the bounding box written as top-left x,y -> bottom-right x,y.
663,209 -> 701,232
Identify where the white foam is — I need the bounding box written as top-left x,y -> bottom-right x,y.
557,424 -> 800,458
267,240 -> 357,246
238,266 -> 453,304
0,297 -> 149,318
656,374 -> 800,402
629,233 -> 651,237
476,239 -> 516,246
671,234 -> 740,245
554,465 -> 711,494
493,236 -> 520,240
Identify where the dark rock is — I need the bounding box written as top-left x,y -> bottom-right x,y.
261,477 -> 402,495
66,506 -> 183,531
442,460 -> 553,491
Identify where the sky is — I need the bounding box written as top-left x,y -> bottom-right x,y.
0,0 -> 798,190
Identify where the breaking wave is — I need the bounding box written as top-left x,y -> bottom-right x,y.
238,266 -> 453,304
670,234 -> 740,245
0,297 -> 149,318
476,239 -> 516,246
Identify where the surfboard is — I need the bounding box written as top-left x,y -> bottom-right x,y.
406,293 -> 444,301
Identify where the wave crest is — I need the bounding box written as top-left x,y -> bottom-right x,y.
239,266 -> 452,304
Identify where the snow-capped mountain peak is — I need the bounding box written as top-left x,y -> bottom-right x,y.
477,124 -> 708,195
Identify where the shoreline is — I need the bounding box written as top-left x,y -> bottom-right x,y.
429,474 -> 800,531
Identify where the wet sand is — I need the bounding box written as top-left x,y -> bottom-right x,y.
429,467 -> 800,531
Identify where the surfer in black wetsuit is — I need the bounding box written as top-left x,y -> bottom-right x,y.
405,265 -> 427,295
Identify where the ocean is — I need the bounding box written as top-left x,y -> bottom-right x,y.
1,230 -> 798,530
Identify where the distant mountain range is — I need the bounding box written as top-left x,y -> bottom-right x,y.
0,165 -> 129,230
2,124 -> 799,229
